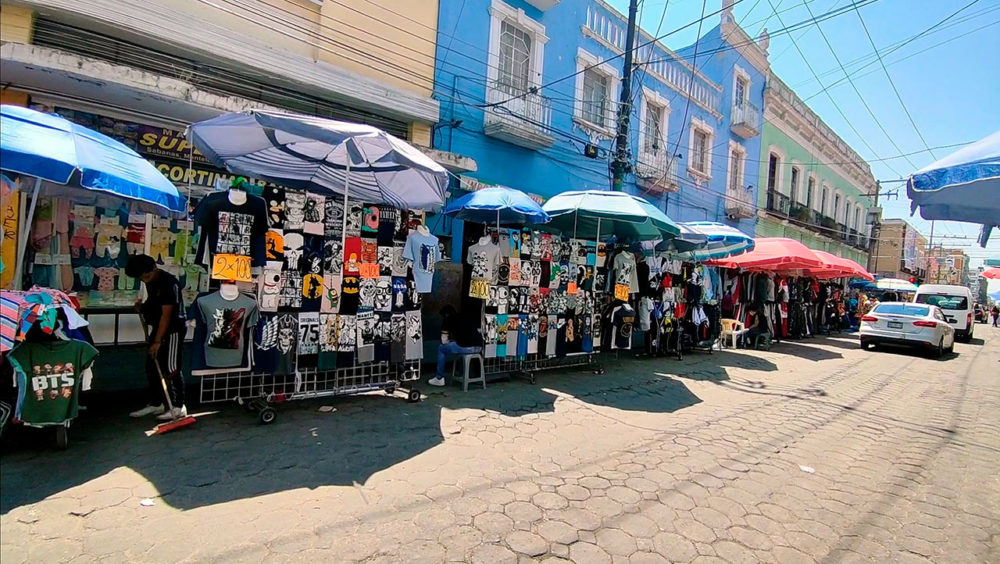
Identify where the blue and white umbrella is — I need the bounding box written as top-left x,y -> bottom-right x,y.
1,104 -> 187,287
0,105 -> 187,216
187,109 -> 448,211
662,221 -> 754,261
441,186 -> 550,226
907,130 -> 1000,246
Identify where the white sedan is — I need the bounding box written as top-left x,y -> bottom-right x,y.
859,302 -> 955,357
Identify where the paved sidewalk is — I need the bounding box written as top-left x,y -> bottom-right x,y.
2,326 -> 999,563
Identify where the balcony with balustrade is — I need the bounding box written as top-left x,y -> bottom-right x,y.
726,185 -> 756,219
635,153 -> 680,194
765,190 -> 790,216
483,80 -> 554,150
730,101 -> 761,138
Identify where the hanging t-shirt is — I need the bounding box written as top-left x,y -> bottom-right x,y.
302,194 -> 325,235
194,191 -> 269,267
262,186 -> 286,229
340,275 -> 361,315
197,291 -> 260,368
403,231 -> 439,293
377,205 -> 399,245
8,340 -> 99,425
610,303 -> 635,350
613,252 -> 639,294
343,237 -> 362,276
255,313 -> 297,376
390,313 -> 406,363
467,241 -> 501,283
405,310 -> 423,360
284,190 -> 307,231
258,269 -> 282,313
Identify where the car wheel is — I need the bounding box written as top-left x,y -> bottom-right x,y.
935,337 -> 944,358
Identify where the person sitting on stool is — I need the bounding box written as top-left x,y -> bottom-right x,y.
428,305 -> 483,387
741,307 -> 768,348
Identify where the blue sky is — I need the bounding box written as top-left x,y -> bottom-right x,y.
607,0 -> 1000,270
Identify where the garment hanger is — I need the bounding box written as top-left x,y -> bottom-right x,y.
228,177 -> 248,205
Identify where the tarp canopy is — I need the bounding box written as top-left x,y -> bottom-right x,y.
706,237 -> 824,271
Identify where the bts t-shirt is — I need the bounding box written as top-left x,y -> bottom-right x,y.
8,340 -> 99,425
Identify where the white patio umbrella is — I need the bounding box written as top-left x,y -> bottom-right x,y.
188,110 -> 449,268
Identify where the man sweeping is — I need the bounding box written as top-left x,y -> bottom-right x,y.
125,254 -> 188,421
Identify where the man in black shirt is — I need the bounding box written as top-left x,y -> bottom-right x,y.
125,254 -> 187,419
429,305 -> 483,387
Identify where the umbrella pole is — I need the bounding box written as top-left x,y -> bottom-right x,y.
341,160 -> 351,264
12,177 -> 42,290
594,218 -> 601,267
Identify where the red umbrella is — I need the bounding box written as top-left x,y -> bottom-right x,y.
810,251 -> 875,281
707,238 -> 825,271
982,267 -> 1000,280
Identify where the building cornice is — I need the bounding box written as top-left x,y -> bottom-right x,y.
16,0 -> 440,124
720,20 -> 769,74
764,82 -> 876,199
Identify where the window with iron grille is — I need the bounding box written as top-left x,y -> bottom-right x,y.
497,20 -> 532,95
581,68 -> 609,127
728,146 -> 744,192
735,77 -> 747,108
790,167 -> 800,202
693,129 -> 709,174
644,103 -> 664,155
807,177 -> 816,209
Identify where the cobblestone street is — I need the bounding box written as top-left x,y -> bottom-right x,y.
2,326 -> 999,563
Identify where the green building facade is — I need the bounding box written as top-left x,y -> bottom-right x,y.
756,73 -> 876,267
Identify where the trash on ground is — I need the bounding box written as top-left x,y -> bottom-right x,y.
139,499 -> 156,507
799,465 -> 816,474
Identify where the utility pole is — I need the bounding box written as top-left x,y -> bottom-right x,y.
867,181 -> 881,275
611,0 -> 640,192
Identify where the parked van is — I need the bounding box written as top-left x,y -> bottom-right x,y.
913,284 -> 975,342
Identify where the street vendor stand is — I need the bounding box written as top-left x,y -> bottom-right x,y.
1,104 -> 187,446
186,109 -> 449,422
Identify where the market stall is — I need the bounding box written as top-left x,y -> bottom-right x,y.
185,109 -> 449,422
1,104 -> 188,445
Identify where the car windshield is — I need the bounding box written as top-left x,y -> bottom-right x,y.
874,304 -> 930,316
915,294 -> 968,310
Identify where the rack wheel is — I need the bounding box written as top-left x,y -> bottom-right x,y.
528,372 -> 536,385
407,389 -> 421,403
385,384 -> 396,396
258,407 -> 277,425
594,367 -> 605,375
54,425 -> 69,450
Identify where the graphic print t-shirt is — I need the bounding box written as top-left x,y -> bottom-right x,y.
194,192 -> 269,267
467,241 -> 501,282
8,340 -> 99,425
197,291 -> 260,368
611,303 -> 635,350
613,252 -> 639,294
403,232 -> 439,293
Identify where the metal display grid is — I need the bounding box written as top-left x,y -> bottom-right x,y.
199,359 -> 422,424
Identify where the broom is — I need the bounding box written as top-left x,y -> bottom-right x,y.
140,314 -> 196,435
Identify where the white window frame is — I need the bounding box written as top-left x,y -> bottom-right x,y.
639,87 -> 670,162
573,48 -> 619,136
855,204 -> 864,232
821,183 -> 831,217
487,0 -> 548,94
833,190 -> 843,224
765,145 -> 785,196
732,64 -> 751,108
807,173 -> 819,212
688,117 -> 715,180
789,163 -> 802,204
725,140 -> 747,194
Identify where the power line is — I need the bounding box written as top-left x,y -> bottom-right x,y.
801,0 -> 985,102
761,0 -> 903,178
799,0 -> 921,170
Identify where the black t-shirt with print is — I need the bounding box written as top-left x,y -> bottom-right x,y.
194,191 -> 270,267
142,270 -> 186,335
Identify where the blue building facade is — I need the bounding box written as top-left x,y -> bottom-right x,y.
433,0 -> 767,249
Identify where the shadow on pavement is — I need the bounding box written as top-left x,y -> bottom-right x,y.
767,340 -> 844,361
1,392 -> 446,514
1,355 -> 705,514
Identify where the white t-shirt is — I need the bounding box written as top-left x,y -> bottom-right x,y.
613,252 -> 639,294
467,241 -> 501,283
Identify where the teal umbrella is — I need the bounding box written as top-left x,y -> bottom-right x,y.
540,190 -> 680,241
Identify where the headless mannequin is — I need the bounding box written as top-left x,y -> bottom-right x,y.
416,224 -> 430,236
219,282 -> 240,301
478,235 -> 493,246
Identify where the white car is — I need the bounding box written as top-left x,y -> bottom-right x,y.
859,302 -> 955,357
